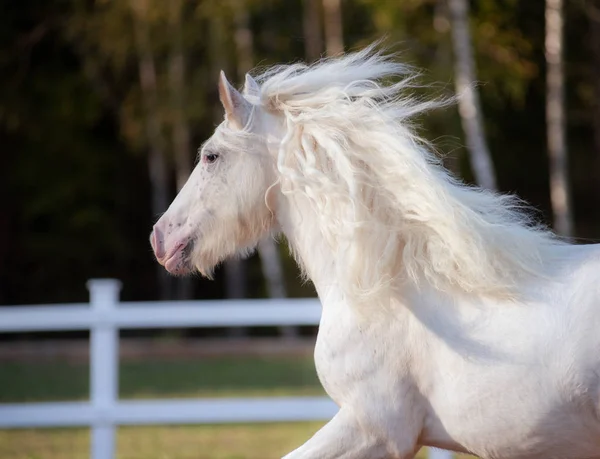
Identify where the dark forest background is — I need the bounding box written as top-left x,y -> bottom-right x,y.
1,0 -> 599,306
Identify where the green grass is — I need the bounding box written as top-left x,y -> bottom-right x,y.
0,356 -> 324,403
0,356 -> 472,458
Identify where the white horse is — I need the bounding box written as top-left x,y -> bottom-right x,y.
150,45 -> 600,459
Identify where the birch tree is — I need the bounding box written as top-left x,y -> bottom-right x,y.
545,0 -> 573,236
448,0 -> 497,190
323,0 -> 343,56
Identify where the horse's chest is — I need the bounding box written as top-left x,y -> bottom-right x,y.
314,304 -> 389,404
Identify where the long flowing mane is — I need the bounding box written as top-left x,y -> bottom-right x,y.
254,45 -> 566,302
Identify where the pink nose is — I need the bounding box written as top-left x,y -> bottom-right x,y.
150,225 -> 166,260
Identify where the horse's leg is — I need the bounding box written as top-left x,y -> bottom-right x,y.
282,409 -> 419,459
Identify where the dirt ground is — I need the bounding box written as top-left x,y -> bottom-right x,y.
0,337 -> 316,363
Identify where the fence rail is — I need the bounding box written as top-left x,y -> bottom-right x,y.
0,279 -> 452,459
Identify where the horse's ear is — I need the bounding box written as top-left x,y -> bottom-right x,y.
218,70 -> 252,129
242,73 -> 260,98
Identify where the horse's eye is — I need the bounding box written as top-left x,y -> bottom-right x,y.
203,153 -> 219,164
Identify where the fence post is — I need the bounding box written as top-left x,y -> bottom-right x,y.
428,448 -> 454,459
88,279 -> 121,459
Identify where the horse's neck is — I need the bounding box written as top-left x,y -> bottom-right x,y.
277,193 -> 339,299
277,191 -> 410,305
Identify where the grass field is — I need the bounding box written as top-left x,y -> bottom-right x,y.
0,357 -> 325,402
0,355 -> 471,458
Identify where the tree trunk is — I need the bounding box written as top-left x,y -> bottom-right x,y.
208,9 -> 248,336
448,0 -> 497,191
258,237 -> 295,338
168,0 -> 194,299
233,2 -> 253,82
130,0 -> 172,299
433,0 -> 461,177
257,239 -> 287,299
168,0 -> 192,193
303,0 -> 323,61
232,0 -> 295,338
322,0 -> 343,56
545,0 -> 573,236
590,1 -> 600,216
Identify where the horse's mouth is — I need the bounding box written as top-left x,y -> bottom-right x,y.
163,239 -> 195,276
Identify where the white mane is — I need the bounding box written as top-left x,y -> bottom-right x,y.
252,45 -> 565,302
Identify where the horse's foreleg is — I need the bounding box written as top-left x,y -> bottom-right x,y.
282,408 -> 419,459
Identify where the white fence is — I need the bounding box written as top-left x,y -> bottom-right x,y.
0,279 -> 452,459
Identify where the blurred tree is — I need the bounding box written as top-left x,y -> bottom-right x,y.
65,0 -> 218,300
448,0 -> 497,190
233,0 -> 254,79
232,2 -> 288,299
168,0 -> 193,193
323,0 -> 344,56
303,0 -> 323,61
129,0 -> 172,298
545,0 -> 573,236
0,0 -> 138,304
2,0 -> 599,310
231,0 -> 294,337
202,1 -> 250,337
168,0 -> 193,299
586,0 -> 600,204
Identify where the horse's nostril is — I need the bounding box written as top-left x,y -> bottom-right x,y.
151,227 -> 165,259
